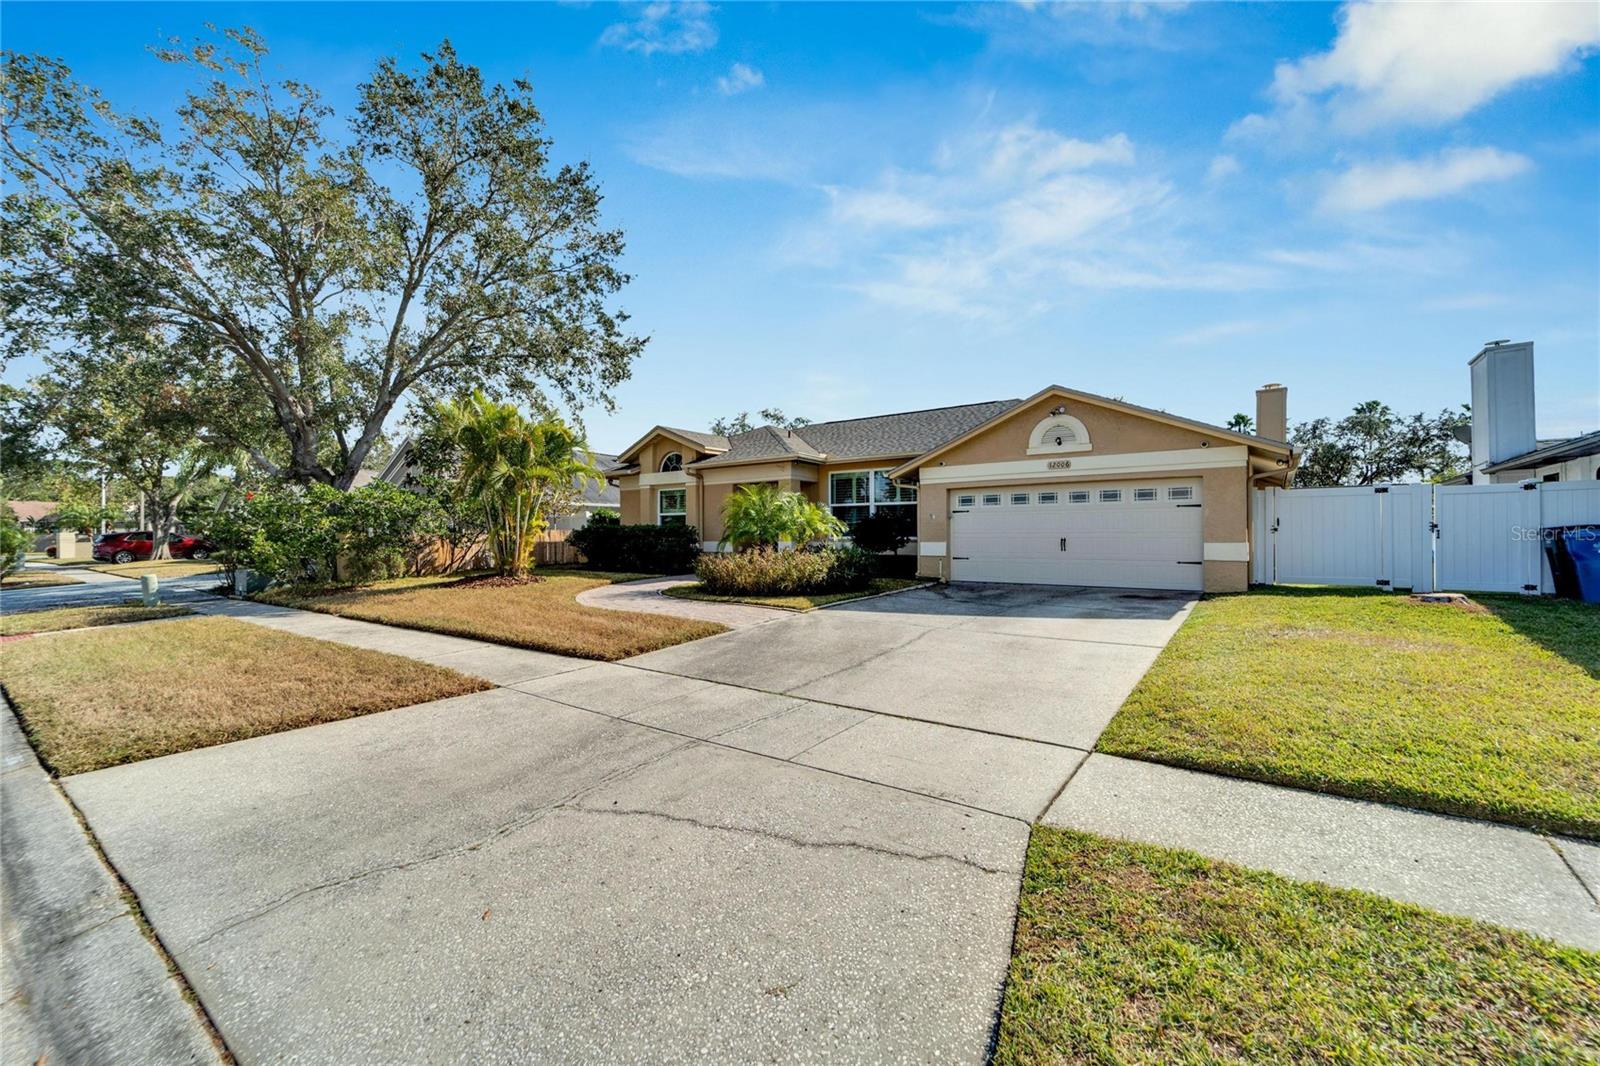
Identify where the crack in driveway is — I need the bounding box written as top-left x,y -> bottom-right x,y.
179,738 -> 698,955
564,804 -> 1017,877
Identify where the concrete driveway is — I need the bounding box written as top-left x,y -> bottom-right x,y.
64,583 -> 1192,1063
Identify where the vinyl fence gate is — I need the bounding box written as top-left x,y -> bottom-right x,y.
1251,480 -> 1600,594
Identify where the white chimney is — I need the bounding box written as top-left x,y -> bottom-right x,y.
1468,340 -> 1536,483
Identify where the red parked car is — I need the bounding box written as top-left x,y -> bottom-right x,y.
91,531 -> 216,564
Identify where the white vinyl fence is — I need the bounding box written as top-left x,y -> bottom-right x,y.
1252,480 -> 1600,594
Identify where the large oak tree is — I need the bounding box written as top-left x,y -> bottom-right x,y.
2,29 -> 644,488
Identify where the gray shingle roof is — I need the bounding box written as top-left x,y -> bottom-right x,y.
689,426 -> 825,468
581,452 -> 621,505
795,399 -> 1023,461
1481,430 -> 1600,473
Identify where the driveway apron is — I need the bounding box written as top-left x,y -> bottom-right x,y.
62,583 -> 1192,1063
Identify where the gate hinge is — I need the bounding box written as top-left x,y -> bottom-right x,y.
1373,486 -> 1389,494
1375,579 -> 1391,586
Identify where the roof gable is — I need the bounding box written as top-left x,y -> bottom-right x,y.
615,425 -> 730,465
889,385 -> 1293,478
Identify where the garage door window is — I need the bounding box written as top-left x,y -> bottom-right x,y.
1038,491 -> 1059,504
1099,489 -> 1122,503
1134,487 -> 1158,502
982,493 -> 1002,506
1068,490 -> 1090,503
1168,486 -> 1194,501
956,494 -> 976,507
1010,492 -> 1030,505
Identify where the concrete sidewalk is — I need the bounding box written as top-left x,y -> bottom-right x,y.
1,704 -> 220,1065
1045,754 -> 1600,949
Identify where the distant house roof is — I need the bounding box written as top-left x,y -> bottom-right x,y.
377,437 -> 620,507
1481,430 -> 1600,474
6,500 -> 58,525
581,453 -> 621,507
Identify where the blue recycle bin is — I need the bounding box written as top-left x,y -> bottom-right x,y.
1545,526 -> 1600,603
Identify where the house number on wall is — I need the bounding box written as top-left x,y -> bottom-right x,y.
1047,459 -> 1073,470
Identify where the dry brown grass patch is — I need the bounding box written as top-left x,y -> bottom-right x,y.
264,572 -> 725,660
1,616 -> 490,774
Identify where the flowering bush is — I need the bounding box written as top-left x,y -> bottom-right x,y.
695,545 -> 874,596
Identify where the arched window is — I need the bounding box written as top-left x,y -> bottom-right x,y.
659,452 -> 683,472
1026,413 -> 1092,455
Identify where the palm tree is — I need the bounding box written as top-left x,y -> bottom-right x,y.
1227,412 -> 1255,433
434,391 -> 601,578
719,484 -> 844,551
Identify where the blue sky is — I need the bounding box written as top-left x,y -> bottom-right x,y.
5,1 -> 1598,450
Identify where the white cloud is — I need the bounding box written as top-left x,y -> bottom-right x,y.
600,1 -> 717,55
1235,1 -> 1599,135
789,121 -> 1284,317
1206,154 -> 1240,182
951,1 -> 1193,53
1318,146 -> 1532,213
716,62 -> 765,96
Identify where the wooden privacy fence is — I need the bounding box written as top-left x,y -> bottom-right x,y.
406,529 -> 582,575
1252,480 -> 1600,594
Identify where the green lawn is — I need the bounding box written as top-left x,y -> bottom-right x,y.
1,604 -> 192,636
662,577 -> 928,611
995,827 -> 1600,1065
2,616 -> 489,775
1096,587 -> 1600,837
261,570 -> 724,660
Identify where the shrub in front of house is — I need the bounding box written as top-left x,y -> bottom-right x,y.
569,512 -> 701,573
696,545 -> 875,596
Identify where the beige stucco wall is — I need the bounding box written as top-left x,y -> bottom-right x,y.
907,396 -> 1259,593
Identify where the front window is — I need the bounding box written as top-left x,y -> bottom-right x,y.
658,488 -> 687,526
659,452 -> 683,473
828,469 -> 918,533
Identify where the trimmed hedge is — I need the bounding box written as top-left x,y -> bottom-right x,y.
696,546 -> 875,596
569,513 -> 701,573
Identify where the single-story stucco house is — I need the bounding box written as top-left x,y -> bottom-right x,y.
606,384 -> 1298,593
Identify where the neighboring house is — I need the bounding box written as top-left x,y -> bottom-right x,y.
377,438 -> 620,528
608,384 -> 1296,593
6,500 -> 59,527
553,452 -> 621,531
1463,341 -> 1600,484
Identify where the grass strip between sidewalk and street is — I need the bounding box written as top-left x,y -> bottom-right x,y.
1,604 -> 193,636
261,571 -> 724,661
1,570 -> 84,589
994,827 -> 1600,1065
1,615 -> 490,774
1096,587 -> 1600,838
662,577 -> 928,611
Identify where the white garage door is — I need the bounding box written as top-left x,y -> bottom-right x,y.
950,480 -> 1204,590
